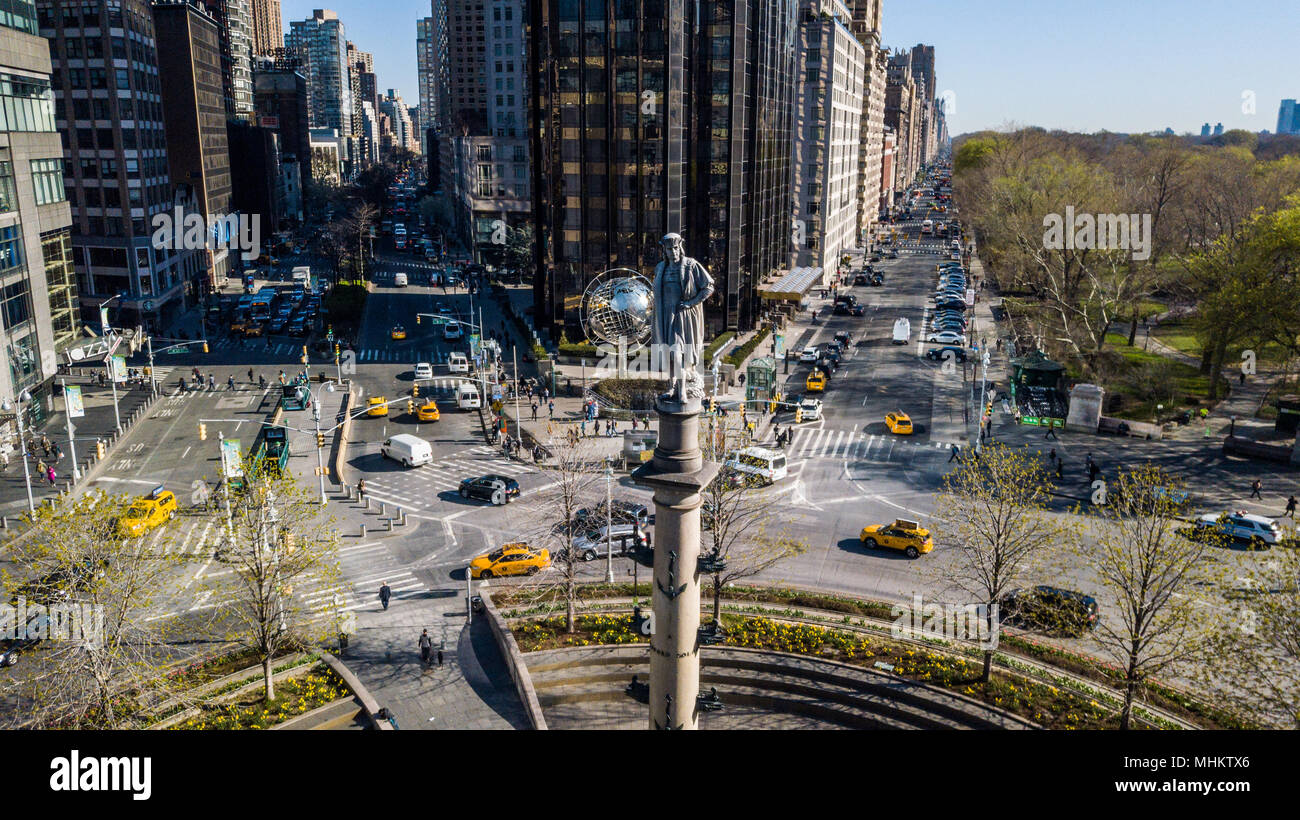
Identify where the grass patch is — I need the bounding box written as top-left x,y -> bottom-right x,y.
1100,333 -> 1215,420
1151,319 -> 1292,366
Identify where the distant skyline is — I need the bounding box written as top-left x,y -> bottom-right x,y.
281,0 -> 1299,137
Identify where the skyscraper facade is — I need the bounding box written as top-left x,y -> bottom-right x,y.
0,1 -> 78,430
39,0 -> 203,332
250,0 -> 281,57
202,0 -> 255,122
285,9 -> 353,140
1278,100 -> 1299,135
529,0 -> 798,338
850,0 -> 886,239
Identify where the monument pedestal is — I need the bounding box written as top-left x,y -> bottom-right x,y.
632,396 -> 719,730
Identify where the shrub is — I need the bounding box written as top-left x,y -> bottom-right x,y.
701,332 -> 736,368
559,341 -> 600,359
724,326 -> 772,368
594,377 -> 668,411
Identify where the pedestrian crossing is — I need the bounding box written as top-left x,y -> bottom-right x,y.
357,349 -> 460,364
361,446 -> 540,510
777,427 -> 961,462
206,336 -> 307,356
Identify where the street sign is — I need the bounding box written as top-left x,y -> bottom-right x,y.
64,385 -> 85,418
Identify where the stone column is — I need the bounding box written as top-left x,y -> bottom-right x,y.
633,397 -> 718,730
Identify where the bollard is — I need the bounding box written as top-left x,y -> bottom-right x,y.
385,517 -> 392,531
48,498 -> 55,509
378,502 -> 386,517
2,516 -> 7,529
400,512 -> 407,527
364,497 -> 371,510
360,523 -> 366,538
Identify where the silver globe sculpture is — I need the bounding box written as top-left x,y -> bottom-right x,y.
582,268 -> 654,378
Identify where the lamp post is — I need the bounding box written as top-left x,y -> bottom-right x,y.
605,464 -> 615,584
2,391 -> 35,513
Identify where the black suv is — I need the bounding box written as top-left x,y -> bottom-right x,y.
458,475 -> 520,506
999,586 -> 1099,637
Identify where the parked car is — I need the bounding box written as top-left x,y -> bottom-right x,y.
924,346 -> 968,363
1000,586 -> 1100,637
570,500 -> 651,533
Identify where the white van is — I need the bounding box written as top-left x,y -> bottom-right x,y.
381,434 -> 433,468
393,272 -> 408,287
892,317 -> 911,345
291,266 -> 310,283
447,352 -> 469,373
724,447 -> 788,485
456,382 -> 481,410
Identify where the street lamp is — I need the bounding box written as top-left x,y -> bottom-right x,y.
604,464 -> 615,584
1,391 -> 36,513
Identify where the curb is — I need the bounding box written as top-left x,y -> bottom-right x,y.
480,591 -> 547,729
318,650 -> 393,730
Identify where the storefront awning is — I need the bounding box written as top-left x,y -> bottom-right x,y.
757,267 -> 824,301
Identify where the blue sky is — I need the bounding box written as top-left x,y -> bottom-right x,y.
283,0 -> 1300,136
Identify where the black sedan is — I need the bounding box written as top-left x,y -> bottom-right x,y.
458,474 -> 521,506
924,346 -> 968,363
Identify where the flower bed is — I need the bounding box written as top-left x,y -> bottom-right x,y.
169,665 -> 348,730
512,613 -> 1118,728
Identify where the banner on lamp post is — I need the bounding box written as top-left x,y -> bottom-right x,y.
220,438 -> 244,480
110,355 -> 128,383
64,385 -> 85,418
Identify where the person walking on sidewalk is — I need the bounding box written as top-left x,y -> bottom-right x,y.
357,478 -> 366,501
379,581 -> 392,611
1048,448 -> 1057,464
45,465 -> 56,486
1250,479 -> 1262,499
1286,495 -> 1297,518
949,444 -> 961,463
248,368 -> 254,385
531,402 -> 539,421
437,647 -> 444,666
419,629 -> 432,666
1045,418 -> 1058,439
548,400 -> 555,419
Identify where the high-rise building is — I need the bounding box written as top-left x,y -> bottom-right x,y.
0,2 -> 78,431
152,0 -> 235,292
40,0 -> 204,333
849,0 -> 886,240
529,0 -> 798,337
1212,122 -> 1224,137
910,43 -> 935,105
202,0 -> 254,122
250,0 -> 281,57
285,9 -> 353,143
885,50 -> 921,189
416,8 -> 447,154
379,89 -> 418,154
1277,100 -> 1299,135
1200,123 -> 1211,137
792,0 -> 865,272
253,66 -> 310,218
346,40 -> 376,166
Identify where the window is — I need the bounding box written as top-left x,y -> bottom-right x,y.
0,161 -> 12,213
1,278 -> 32,329
0,223 -> 24,274
0,73 -> 56,132
31,158 -> 66,205
0,0 -> 38,35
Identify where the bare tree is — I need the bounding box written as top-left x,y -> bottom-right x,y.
1087,464 -> 1214,729
0,491 -> 193,728
698,414 -> 806,629
933,443 -> 1062,681
1198,546 -> 1300,728
208,470 -> 341,701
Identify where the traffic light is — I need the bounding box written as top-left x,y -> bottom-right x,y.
202,341 -> 209,354
708,396 -> 716,414
412,383 -> 419,397
95,440 -> 105,459
334,344 -> 341,360
795,408 -> 803,424
415,315 -> 420,325
406,400 -> 414,415
316,431 -> 325,447
301,346 -> 309,365
199,423 -> 208,441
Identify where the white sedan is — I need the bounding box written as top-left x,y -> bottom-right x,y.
413,362 -> 433,381
799,398 -> 823,421
926,330 -> 967,345
799,346 -> 819,363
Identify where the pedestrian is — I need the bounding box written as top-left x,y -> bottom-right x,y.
1048,448 -> 1057,464
45,465 -> 56,486
1240,370 -> 1246,385
437,648 -> 444,666
419,628 -> 432,665
379,581 -> 392,611
279,370 -> 286,384
52,443 -> 61,461
259,374 -> 268,389
357,478 -> 366,500
531,402 -> 539,421
548,400 -> 555,419
36,459 -> 46,476
580,418 -> 587,437
208,374 -> 215,390
1250,479 -> 1262,500
248,368 -> 254,384
949,443 -> 961,463
227,375 -> 235,391
1286,495 -> 1297,518
1045,418 -> 1058,440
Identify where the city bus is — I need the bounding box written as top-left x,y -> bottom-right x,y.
249,292 -> 273,321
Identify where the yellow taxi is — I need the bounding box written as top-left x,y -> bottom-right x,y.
469,543 -> 551,579
242,323 -> 264,338
885,411 -> 913,435
390,325 -> 407,340
806,370 -> 827,392
116,486 -> 178,538
860,518 -> 933,559
366,396 -> 389,417
416,399 -> 441,422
